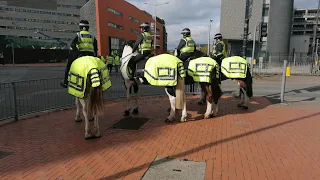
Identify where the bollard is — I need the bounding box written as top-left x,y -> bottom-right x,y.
280,60 -> 288,103
286,66 -> 291,77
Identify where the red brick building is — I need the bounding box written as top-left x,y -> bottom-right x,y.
81,0 -> 167,56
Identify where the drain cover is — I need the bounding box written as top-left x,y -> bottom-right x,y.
112,117 -> 149,130
0,151 -> 12,159
141,157 -> 206,180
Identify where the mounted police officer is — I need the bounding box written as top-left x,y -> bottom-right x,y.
212,33 -> 227,65
60,20 -> 98,88
129,22 -> 153,77
176,28 -> 196,62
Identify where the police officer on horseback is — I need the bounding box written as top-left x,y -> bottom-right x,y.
176,28 -> 196,62
129,22 -> 153,77
212,33 -> 227,65
60,20 -> 98,88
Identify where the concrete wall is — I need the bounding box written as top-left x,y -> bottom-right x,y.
290,35 -> 310,53
267,0 -> 294,55
80,0 -> 97,37
220,0 -> 263,40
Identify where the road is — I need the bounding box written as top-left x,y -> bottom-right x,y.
1,66 -> 320,120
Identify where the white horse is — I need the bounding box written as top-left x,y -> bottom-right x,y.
68,56 -> 111,139
120,42 -> 187,122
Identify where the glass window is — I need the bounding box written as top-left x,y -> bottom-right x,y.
108,22 -> 124,30
129,16 -> 139,23
108,8 -> 123,16
130,28 -> 140,35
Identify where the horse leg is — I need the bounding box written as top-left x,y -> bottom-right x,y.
238,80 -> 249,109
79,98 -> 92,139
75,97 -> 82,122
93,116 -> 101,138
132,83 -> 139,114
180,99 -> 187,122
165,87 -> 176,122
123,82 -> 132,116
202,83 -> 213,119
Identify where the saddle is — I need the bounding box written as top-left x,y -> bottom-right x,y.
128,53 -> 154,81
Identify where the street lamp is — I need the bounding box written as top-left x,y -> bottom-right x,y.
144,1 -> 169,54
208,19 -> 213,55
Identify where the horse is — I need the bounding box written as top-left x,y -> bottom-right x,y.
120,41 -> 187,122
173,49 -> 222,119
220,56 -> 253,109
68,56 -> 112,139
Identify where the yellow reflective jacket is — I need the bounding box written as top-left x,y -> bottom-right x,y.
68,56 -> 111,98
221,56 -> 249,79
77,30 -> 94,52
144,54 -> 185,86
188,57 -> 219,83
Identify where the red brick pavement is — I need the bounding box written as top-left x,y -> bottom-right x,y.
0,95 -> 320,180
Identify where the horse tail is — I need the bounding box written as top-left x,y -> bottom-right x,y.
245,66 -> 253,97
210,65 -> 222,104
85,71 -> 104,117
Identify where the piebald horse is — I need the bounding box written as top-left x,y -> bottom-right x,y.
68,56 -> 110,139
120,41 -> 187,122
171,49 -> 222,119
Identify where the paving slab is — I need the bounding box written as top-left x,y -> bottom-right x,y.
0,95 -> 320,180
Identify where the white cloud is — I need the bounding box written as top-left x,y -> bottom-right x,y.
126,0 -> 318,50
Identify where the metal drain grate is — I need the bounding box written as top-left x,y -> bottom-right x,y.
0,151 -> 12,159
112,117 -> 149,130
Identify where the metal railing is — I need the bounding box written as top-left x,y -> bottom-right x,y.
252,60 -> 320,75
0,75 -> 201,121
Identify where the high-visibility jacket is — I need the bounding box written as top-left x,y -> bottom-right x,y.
181,37 -> 195,53
213,41 -> 227,58
106,56 -> 114,64
68,56 -> 111,98
76,30 -> 95,52
144,54 -> 185,86
139,32 -> 152,53
101,56 -> 106,64
221,56 -> 249,79
114,56 -> 120,65
188,57 -> 219,83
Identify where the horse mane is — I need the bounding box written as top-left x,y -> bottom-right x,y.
84,69 -> 104,117
125,40 -> 135,49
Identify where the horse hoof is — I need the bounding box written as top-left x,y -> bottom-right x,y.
241,106 -> 248,110
85,132 -> 93,139
180,118 -> 187,123
132,108 -> 139,114
165,118 -> 173,123
237,103 -> 243,107
204,114 -> 213,119
123,110 -> 130,116
95,132 -> 101,138
75,117 -> 82,122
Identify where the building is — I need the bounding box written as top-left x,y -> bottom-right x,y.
220,0 -> 294,60
0,0 -> 87,49
220,0 -> 266,56
292,8 -> 320,53
80,0 -> 167,56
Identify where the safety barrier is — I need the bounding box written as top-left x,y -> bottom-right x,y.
0,75 -> 201,121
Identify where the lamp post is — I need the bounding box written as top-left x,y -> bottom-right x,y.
144,1 -> 169,54
312,0 -> 320,62
208,19 -> 213,55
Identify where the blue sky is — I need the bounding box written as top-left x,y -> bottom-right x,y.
126,0 -> 319,50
